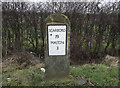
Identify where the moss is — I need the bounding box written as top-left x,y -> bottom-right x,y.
45,13 -> 71,57
44,13 -> 71,79
45,13 -> 70,25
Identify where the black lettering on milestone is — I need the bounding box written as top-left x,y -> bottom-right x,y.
51,41 -> 64,44
49,29 -> 66,32
51,41 -> 56,44
49,29 -> 53,32
57,46 -> 59,50
55,35 -> 59,38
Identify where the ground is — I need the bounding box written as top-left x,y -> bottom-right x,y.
2,52 -> 119,86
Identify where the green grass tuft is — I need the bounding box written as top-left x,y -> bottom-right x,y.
2,64 -> 119,86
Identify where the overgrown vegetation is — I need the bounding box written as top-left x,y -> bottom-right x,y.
2,63 -> 119,86
1,2 -> 120,87
2,2 -> 120,64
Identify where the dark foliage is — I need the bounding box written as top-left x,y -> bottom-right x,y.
2,2 -> 120,64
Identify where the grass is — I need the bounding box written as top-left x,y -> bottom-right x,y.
71,64 -> 119,86
2,63 -> 119,86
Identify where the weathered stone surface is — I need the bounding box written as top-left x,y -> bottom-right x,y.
44,13 -> 71,79
45,57 -> 69,79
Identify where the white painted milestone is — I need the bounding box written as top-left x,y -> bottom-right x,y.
48,25 -> 67,56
